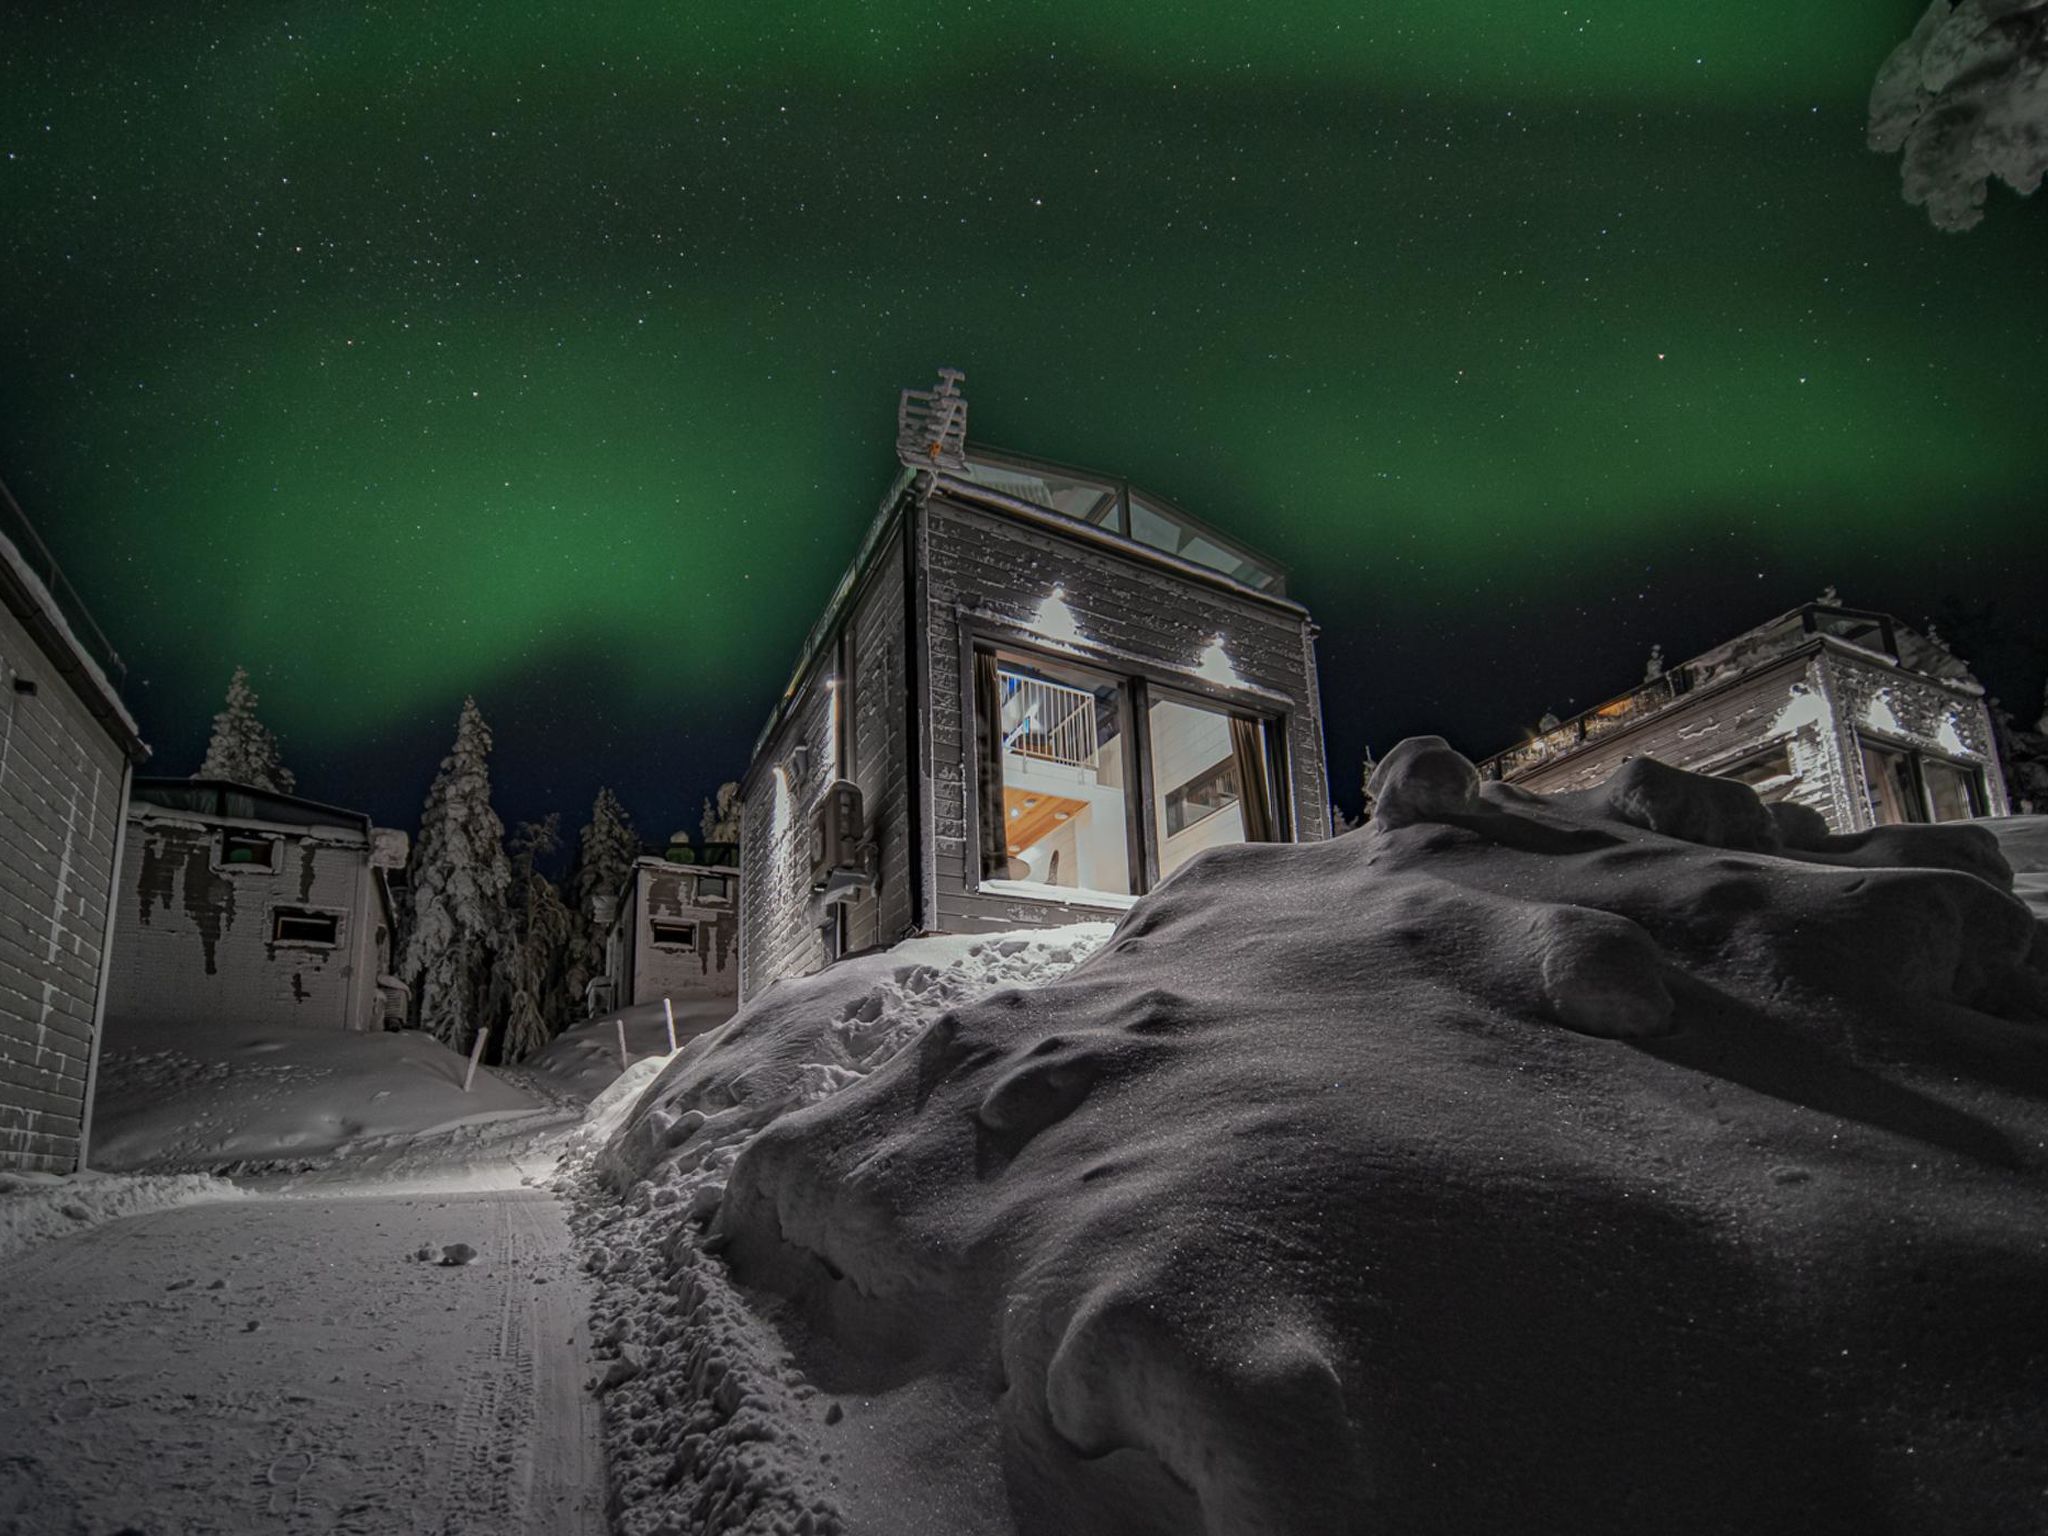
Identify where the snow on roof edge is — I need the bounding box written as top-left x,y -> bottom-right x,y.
0,522 -> 147,757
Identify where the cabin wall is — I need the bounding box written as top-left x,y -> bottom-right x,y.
739,530 -> 913,1001
104,818 -> 374,1034
1499,645 -> 2007,833
1503,655 -> 1849,822
739,668 -> 839,1002
841,531 -> 912,954
0,598 -> 127,1171
920,495 -> 1329,936
627,864 -> 739,1003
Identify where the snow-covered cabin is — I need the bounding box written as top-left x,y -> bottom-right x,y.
737,372 -> 1331,1001
0,482 -> 151,1171
103,780 -> 409,1036
1478,600 -> 2012,830
592,848 -> 740,1013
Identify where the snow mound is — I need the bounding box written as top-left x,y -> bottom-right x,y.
525,995 -> 736,1104
566,926 -> 1110,1536
0,1170 -> 244,1264
637,741 -> 2044,1534
91,1018 -> 545,1172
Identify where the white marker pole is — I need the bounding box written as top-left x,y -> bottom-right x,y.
616,1018 -> 630,1072
663,997 -> 677,1053
463,1028 -> 490,1093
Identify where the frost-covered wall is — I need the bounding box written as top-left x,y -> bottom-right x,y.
619,861 -> 738,1004
1504,642 -> 2008,832
740,665 -> 841,1002
921,493 -> 1329,935
0,596 -> 127,1172
103,812 -> 382,1034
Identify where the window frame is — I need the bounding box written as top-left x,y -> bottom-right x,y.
693,873 -> 734,907
648,918 -> 700,951
961,625 -> 1290,906
216,828 -> 283,874
1855,733 -> 1987,826
268,904 -> 342,948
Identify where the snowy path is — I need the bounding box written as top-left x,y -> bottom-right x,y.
0,1180 -> 604,1535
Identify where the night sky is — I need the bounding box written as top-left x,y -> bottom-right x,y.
3,5 -> 2043,838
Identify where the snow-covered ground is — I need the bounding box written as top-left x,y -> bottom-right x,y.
571,745 -> 2048,1536
0,1168 -> 243,1264
0,1178 -> 603,1535
9,748 -> 2045,1535
3,1020 -> 620,1534
90,1016 -> 551,1173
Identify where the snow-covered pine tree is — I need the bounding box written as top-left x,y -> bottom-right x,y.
700,780 -> 743,846
399,698 -> 511,1053
563,787 -> 640,1013
499,817 -> 574,1062
196,666 -> 296,793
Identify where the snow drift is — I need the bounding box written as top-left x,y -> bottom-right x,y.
597,740 -> 2048,1535
91,1018 -> 545,1172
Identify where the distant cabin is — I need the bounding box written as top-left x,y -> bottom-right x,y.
103,780 -> 409,1036
590,847 -> 740,1015
737,371 -> 1331,1002
0,483 -> 150,1171
1478,601 -> 2012,830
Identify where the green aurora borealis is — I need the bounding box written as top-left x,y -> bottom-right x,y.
3,4 -> 2043,827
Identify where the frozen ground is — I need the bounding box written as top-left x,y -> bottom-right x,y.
2,1025 -> 616,1534
0,1175 -> 602,1536
90,1016 -> 550,1173
579,747 -> 2048,1536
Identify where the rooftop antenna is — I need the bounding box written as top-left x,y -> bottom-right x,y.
897,368 -> 969,471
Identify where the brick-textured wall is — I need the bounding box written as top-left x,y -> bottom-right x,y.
921,495 -> 1328,930
104,816 -> 372,1034
631,864 -> 739,1001
0,599 -> 126,1172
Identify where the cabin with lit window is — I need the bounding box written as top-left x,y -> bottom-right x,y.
1477,600 -> 2011,831
736,371 -> 1331,1001
102,779 -> 410,1035
589,844 -> 740,1016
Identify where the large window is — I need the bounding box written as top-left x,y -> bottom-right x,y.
977,650 -> 1134,899
1148,694 -> 1276,881
974,645 -> 1279,902
1860,737 -> 1986,825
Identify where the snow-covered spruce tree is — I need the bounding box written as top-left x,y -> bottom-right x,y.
700,780 -> 743,845
498,816 -> 575,1062
399,698 -> 511,1053
196,666 -> 296,793
563,787 -> 640,1013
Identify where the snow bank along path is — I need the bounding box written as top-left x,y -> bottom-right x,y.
562,928 -> 1111,1536
584,740 -> 2048,1536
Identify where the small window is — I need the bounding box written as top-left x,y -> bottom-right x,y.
1921,759 -> 1984,823
271,907 -> 339,946
694,873 -> 733,906
220,830 -> 281,871
1861,739 -> 1923,825
1717,746 -> 1800,804
650,919 -> 698,950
